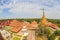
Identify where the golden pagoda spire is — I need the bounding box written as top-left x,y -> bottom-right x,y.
42,8 -> 46,19
41,8 -> 48,23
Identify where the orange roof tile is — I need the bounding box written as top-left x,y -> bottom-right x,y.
31,21 -> 38,24
9,20 -> 23,32
44,22 -> 58,29
11,26 -> 22,33
31,21 -> 38,27
49,24 -> 58,29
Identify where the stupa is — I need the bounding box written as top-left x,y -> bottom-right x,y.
41,8 -> 58,29
41,8 -> 48,26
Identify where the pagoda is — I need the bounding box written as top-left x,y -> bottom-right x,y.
41,8 -> 48,24
41,8 -> 58,29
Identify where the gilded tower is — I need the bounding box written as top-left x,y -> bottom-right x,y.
41,8 -> 48,24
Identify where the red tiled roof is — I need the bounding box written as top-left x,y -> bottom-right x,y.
45,22 -> 58,29
30,21 -> 38,27
9,20 -> 23,32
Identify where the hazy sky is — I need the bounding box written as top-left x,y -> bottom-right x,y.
0,0 -> 60,19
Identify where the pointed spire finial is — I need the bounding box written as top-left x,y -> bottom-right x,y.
41,8 -> 48,23
43,8 -> 45,17
42,8 -> 46,19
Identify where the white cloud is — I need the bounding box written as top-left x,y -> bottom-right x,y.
10,3 -> 42,13
0,0 -> 60,19
8,0 -> 60,19
44,5 -> 60,19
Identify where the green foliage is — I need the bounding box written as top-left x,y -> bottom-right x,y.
36,22 -> 50,37
36,22 -> 58,40
48,29 -> 60,40
49,33 -> 55,40
54,30 -> 60,36
13,37 -> 20,40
